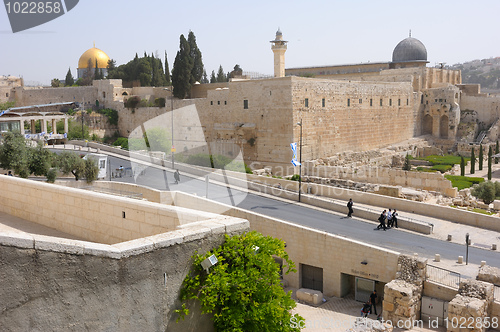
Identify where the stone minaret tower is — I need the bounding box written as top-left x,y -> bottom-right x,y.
270,28 -> 288,78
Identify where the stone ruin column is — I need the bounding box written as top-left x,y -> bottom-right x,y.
382,254 -> 427,329
447,279 -> 494,332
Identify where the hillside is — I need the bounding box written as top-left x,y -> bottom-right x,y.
447,57 -> 500,93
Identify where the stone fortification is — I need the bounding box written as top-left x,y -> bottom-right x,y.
383,255 -> 427,327
12,85 -> 97,107
447,280 -> 494,332
477,265 -> 500,286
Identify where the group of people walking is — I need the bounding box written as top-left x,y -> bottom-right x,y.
376,209 -> 398,230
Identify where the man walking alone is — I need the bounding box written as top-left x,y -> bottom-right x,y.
347,198 -> 354,218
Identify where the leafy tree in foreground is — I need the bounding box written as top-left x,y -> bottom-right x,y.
471,180 -> 496,204
176,231 -> 303,332
82,156 -> 99,183
57,151 -> 85,181
0,132 -> 30,177
29,141 -> 55,176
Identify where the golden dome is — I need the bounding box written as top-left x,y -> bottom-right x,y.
78,47 -> 110,69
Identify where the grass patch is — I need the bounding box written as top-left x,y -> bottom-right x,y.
416,154 -> 470,166
416,167 -> 438,173
431,164 -> 452,173
445,175 -> 484,190
470,208 -> 495,215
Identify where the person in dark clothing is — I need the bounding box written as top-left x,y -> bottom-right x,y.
347,198 -> 353,218
369,290 -> 378,315
391,209 -> 398,228
361,301 -> 371,317
376,210 -> 387,231
174,170 -> 181,184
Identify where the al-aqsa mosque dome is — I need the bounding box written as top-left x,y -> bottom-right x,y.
77,44 -> 110,79
391,33 -> 428,68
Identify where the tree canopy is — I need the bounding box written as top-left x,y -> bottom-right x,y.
65,68 -> 75,86
108,53 -> 167,87
176,231 -> 303,331
172,34 -> 193,99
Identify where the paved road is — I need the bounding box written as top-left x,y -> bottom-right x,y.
105,154 -> 500,272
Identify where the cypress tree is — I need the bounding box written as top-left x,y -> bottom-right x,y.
460,156 -> 465,176
479,144 -> 483,170
488,145 -> 493,180
188,31 -> 203,84
171,34 -> 193,99
164,52 -> 171,86
210,70 -> 216,83
403,153 -> 411,171
496,140 -> 499,164
216,65 -> 226,82
65,67 -> 74,86
201,69 -> 209,84
471,147 -> 476,174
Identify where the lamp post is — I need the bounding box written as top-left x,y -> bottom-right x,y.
164,88 -> 175,169
297,119 -> 303,202
465,233 -> 469,265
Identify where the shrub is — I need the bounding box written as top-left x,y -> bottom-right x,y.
154,97 -> 166,107
113,137 -> 129,150
471,181 -> 496,204
124,96 -> 141,109
290,174 -> 301,181
46,168 -> 57,183
445,175 -> 484,190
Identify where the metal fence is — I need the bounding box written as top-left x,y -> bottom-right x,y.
426,264 -> 461,289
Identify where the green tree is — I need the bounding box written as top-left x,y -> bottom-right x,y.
172,34 -> 193,99
65,67 -> 74,86
29,141 -> 55,176
216,65 -> 226,82
209,70 -> 216,83
488,145 -> 493,180
106,59 -> 116,77
201,69 -> 209,84
0,132 -> 30,178
57,151 -> 85,181
51,78 -> 60,87
176,231 -> 303,332
188,30 -> 204,85
81,58 -> 94,86
0,101 -> 15,110
164,51 -> 171,86
478,145 -> 483,170
460,156 -> 465,176
402,153 -> 411,171
472,181 -> 496,204
496,140 -> 499,164
67,117 -> 89,140
83,156 -> 99,184
470,147 -> 475,174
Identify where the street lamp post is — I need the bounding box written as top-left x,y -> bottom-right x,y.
297,119 -> 303,202
164,88 -> 175,169
465,233 -> 470,265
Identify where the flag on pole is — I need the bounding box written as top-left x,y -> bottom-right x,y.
290,142 -> 301,166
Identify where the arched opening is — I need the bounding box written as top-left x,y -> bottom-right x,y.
440,115 -> 449,138
422,114 -> 433,135
122,92 -> 128,96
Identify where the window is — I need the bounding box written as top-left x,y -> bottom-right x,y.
218,101 -> 220,105
103,92 -> 106,98
347,98 -> 350,107
380,99 -> 383,106
224,101 -> 227,105
389,99 -> 392,106
421,95 -> 424,104
407,99 -> 409,105
210,101 -> 213,105
370,99 -> 373,106
398,99 -> 401,106
305,98 -> 309,107
322,98 -> 325,107
5,93 -> 8,98
243,100 -> 248,109
99,160 -> 106,169
359,99 -> 362,104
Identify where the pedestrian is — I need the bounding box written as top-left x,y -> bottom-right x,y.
377,210 -> 387,230
392,209 -> 398,228
361,301 -> 371,318
7,171 -> 12,176
347,198 -> 354,218
369,290 -> 378,315
174,169 -> 180,184
386,209 -> 392,228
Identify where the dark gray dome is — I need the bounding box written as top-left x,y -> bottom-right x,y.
392,37 -> 427,63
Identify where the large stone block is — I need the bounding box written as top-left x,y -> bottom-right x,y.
296,288 -> 323,305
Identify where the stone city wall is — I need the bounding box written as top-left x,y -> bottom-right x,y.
12,86 -> 97,107
0,176 -> 218,244
0,215 -> 248,332
303,164 -> 457,197
460,94 -> 500,129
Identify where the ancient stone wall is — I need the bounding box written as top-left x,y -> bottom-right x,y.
383,255 -> 427,327
460,94 -> 500,129
11,86 -> 97,107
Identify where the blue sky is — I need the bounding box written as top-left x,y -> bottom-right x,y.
1,0 -> 499,85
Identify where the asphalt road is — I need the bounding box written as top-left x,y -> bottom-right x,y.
104,154 -> 500,271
